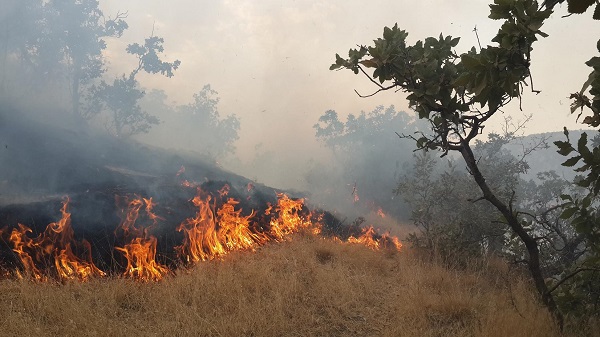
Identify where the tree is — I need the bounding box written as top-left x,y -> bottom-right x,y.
174,85 -> 240,158
330,0 -> 572,325
396,133 -> 534,262
40,0 -> 127,119
312,105 -> 418,219
0,0 -> 128,120
0,0 -> 43,96
89,35 -> 180,138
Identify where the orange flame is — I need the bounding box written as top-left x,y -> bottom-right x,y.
348,226 -> 402,251
8,198 -> 105,281
115,237 -> 169,282
115,196 -> 169,281
268,193 -> 321,239
176,189 -> 269,263
3,188 -> 402,282
377,207 -> 386,218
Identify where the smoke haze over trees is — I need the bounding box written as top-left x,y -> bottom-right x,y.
1,0 -> 600,333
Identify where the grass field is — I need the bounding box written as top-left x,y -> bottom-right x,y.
0,235 -> 582,337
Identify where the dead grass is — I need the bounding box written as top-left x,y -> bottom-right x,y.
0,235 -> 580,336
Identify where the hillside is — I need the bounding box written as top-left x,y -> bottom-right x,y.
0,236 -> 573,337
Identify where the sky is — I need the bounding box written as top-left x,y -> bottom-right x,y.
98,0 -> 598,187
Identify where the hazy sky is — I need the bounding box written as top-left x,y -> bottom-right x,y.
99,0 -> 597,183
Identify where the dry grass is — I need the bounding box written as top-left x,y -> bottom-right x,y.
0,235 -> 576,336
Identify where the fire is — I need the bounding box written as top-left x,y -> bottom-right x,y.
8,198 -> 105,281
176,187 -> 268,263
348,226 -> 402,251
115,237 -> 168,282
268,193 -> 321,239
377,207 -> 386,218
1,184 -> 402,282
114,196 -> 169,282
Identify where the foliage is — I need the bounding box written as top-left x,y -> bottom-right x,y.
88,35 -> 180,138
126,36 -> 181,79
89,75 -> 158,137
174,85 -> 240,158
330,0 -> 584,326
396,151 -> 507,264
330,0 -> 552,154
312,105 -> 417,219
27,0 -> 127,117
553,32 -> 600,318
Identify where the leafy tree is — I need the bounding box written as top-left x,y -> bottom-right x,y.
89,35 -> 180,138
136,85 -> 240,160
330,0 -> 582,325
41,0 -> 126,119
535,0 -> 600,322
312,105 -> 418,219
0,0 -> 43,95
174,85 -> 240,158
0,0 -> 128,120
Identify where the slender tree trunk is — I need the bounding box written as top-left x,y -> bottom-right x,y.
459,141 -> 564,329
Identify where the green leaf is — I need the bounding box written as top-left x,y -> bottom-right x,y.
461,54 -> 481,69
360,59 -> 378,68
560,207 -> 578,219
568,0 -> 595,14
452,74 -> 471,87
563,155 -> 583,167
554,140 -> 574,156
586,57 -> 600,68
582,195 -> 592,209
527,19 -> 544,32
560,194 -> 573,201
578,132 -> 589,152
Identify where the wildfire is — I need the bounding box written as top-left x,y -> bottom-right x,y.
176,185 -> 268,263
114,196 -> 169,282
267,193 -> 321,239
7,198 -> 105,281
348,226 -> 402,251
1,184 -> 402,282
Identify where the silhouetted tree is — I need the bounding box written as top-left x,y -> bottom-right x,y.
89,35 -> 180,138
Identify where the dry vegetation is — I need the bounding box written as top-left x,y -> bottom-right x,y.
0,235 -> 580,337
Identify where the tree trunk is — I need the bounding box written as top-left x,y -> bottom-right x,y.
459,141 -> 564,329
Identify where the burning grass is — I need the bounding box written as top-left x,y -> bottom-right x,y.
0,185 -> 401,282
0,236 -> 573,337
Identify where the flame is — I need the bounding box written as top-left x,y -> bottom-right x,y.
2,186 -> 402,282
115,196 -> 169,281
268,193 -> 321,239
115,237 -> 168,282
176,189 -> 269,263
348,226 -> 402,251
8,198 -> 105,281
377,207 -> 386,218
176,165 -> 186,176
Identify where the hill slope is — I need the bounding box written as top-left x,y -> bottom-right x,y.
0,237 -> 571,337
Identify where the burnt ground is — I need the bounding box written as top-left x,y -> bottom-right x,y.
0,108 -> 356,273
